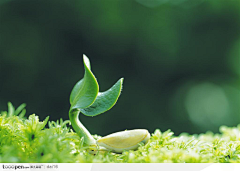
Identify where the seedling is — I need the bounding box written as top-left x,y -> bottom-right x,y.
1,74 -> 240,162
69,55 -> 150,153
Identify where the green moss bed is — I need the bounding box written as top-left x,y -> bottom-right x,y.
1,103 -> 240,163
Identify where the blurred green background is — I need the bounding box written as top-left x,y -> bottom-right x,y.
0,0 -> 240,136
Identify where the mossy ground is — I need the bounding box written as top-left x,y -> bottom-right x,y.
1,104 -> 240,163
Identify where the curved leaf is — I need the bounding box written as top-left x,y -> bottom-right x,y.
69,55 -> 123,117
70,55 -> 99,109
70,79 -> 83,104
81,78 -> 123,116
68,55 -> 124,146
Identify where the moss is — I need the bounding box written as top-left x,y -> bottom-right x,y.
1,103 -> 240,163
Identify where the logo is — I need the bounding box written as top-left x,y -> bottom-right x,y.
2,165 -> 25,170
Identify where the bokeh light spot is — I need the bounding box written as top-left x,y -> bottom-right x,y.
185,82 -> 230,128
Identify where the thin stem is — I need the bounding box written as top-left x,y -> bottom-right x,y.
69,109 -> 96,146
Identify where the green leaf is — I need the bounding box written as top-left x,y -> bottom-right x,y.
25,114 -> 49,132
7,102 -> 14,117
14,103 -> 26,116
70,55 -> 99,109
69,79 -> 83,104
69,55 -> 123,116
81,78 -> 123,116
7,102 -> 27,117
18,109 -> 26,118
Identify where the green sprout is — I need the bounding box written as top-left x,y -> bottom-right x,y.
69,55 -> 150,153
2,55 -> 240,162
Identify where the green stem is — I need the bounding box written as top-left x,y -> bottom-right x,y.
69,109 -> 96,146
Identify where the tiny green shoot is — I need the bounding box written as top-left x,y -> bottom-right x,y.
69,55 -> 123,146
69,55 -> 149,153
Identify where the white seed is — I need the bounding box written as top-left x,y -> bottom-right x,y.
97,129 -> 150,153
